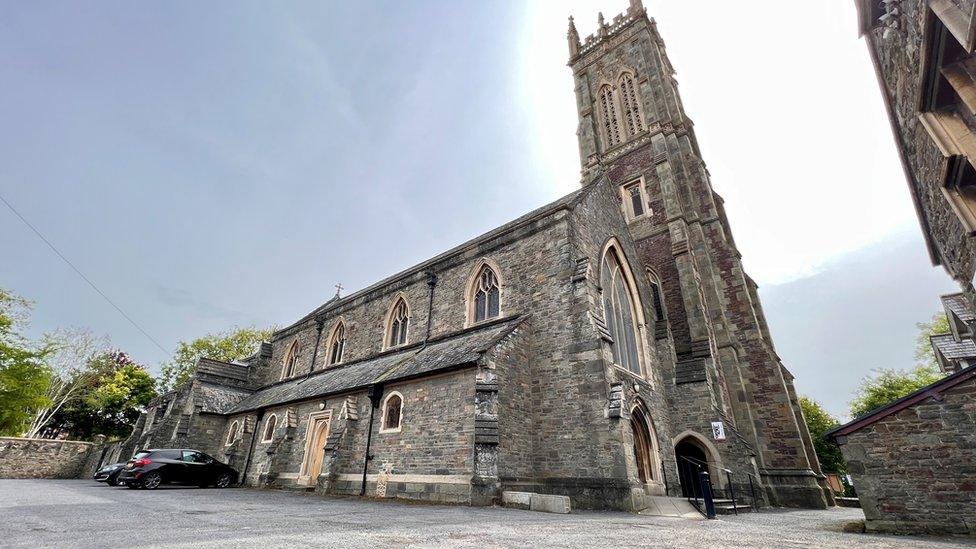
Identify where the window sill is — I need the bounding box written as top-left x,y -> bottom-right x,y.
379,427 -> 402,434
611,364 -> 652,386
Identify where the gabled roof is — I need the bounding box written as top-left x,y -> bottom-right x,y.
827,365 -> 976,439
942,293 -> 975,323
227,316 -> 525,415
930,333 -> 976,360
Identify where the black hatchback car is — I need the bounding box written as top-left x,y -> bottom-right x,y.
117,449 -> 238,490
93,462 -> 126,485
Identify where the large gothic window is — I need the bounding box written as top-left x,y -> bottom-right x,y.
326,321 -> 345,365
600,85 -> 622,147
387,298 -> 409,348
619,72 -> 645,136
601,246 -> 643,375
280,341 -> 301,380
471,264 -> 501,324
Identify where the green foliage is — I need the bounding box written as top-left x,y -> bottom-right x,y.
914,313 -> 951,370
799,396 -> 845,474
848,312 -> 952,419
0,288 -> 52,436
158,326 -> 272,392
48,350 -> 157,439
849,365 -> 944,418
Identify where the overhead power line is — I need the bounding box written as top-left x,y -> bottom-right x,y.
0,192 -> 170,356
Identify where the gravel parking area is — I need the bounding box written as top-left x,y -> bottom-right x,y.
1,480 -> 970,548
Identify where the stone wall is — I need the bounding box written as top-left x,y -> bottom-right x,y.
868,0 -> 976,287
0,437 -> 103,479
836,376 -> 976,535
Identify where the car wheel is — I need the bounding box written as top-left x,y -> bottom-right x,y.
110,477 -> 121,487
142,472 -> 162,490
215,473 -> 232,489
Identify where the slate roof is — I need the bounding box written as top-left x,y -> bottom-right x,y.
930,333 -> 976,360
227,316 -> 525,415
195,383 -> 253,414
941,293 -> 975,323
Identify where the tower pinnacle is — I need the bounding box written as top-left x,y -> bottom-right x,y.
567,16 -> 580,58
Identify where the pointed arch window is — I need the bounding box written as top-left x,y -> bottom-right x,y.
326,322 -> 345,365
280,341 -> 301,380
381,392 -> 403,433
601,246 -> 643,375
471,265 -> 501,324
261,414 -> 277,443
225,420 -> 240,446
600,84 -> 622,147
387,299 -> 409,348
646,269 -> 666,322
619,72 -> 645,136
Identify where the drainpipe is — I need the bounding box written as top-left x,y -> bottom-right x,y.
423,270 -> 437,345
239,408 -> 265,486
360,384 -> 384,496
359,270 -> 436,496
305,319 -> 326,378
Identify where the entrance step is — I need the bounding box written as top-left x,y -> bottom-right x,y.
637,496 -> 703,519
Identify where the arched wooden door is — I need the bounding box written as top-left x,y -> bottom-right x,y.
631,410 -> 656,484
300,411 -> 332,485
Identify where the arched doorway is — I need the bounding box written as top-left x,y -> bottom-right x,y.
675,437 -> 710,498
630,407 -> 658,484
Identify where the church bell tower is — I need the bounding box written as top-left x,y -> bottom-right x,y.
567,0 -> 832,508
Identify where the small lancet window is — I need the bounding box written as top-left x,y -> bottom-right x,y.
381,393 -> 403,432
619,73 -> 645,136
225,420 -> 240,446
473,266 -> 501,323
327,322 -> 345,365
601,246 -> 643,376
600,84 -> 622,147
647,270 -> 666,322
261,414 -> 277,443
388,299 -> 409,348
281,341 -> 301,380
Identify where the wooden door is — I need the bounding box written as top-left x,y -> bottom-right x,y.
307,418 -> 331,482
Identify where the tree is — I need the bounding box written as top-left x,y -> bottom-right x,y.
158,326 -> 272,392
914,313 -> 951,370
0,288 -> 52,436
45,350 -> 156,440
799,396 -> 845,474
848,312 -> 951,418
24,328 -> 106,438
849,365 -> 944,418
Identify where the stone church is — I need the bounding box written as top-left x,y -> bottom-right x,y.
123,0 -> 829,511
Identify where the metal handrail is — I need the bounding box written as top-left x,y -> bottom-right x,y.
675,455 -> 763,516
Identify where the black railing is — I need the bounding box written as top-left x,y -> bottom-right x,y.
676,455 -> 762,518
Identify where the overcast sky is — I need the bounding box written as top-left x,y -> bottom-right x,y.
0,1 -> 958,419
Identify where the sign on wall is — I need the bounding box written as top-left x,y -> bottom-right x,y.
711,421 -> 726,441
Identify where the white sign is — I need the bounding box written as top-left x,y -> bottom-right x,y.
711,421 -> 726,441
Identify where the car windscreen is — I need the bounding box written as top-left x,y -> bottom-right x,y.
132,452 -> 151,460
